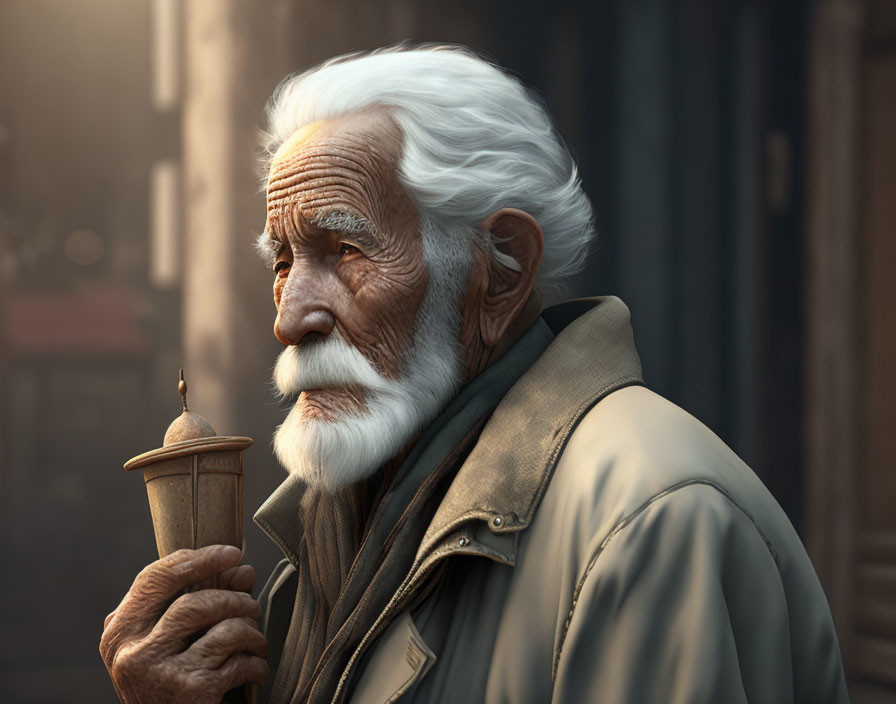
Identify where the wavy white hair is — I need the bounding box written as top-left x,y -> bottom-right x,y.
261,43 -> 596,291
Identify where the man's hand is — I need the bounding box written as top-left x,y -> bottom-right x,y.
100,544 -> 269,703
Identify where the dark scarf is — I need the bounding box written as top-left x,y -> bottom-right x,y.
263,319 -> 554,703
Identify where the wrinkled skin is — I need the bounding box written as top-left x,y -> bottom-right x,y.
101,106 -> 544,701
264,107 -> 544,388
265,109 -> 428,421
100,545 -> 269,703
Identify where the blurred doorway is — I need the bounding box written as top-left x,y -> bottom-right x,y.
806,0 -> 896,700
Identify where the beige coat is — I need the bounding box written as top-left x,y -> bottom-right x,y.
258,297 -> 849,703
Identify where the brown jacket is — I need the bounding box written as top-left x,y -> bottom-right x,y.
258,297 -> 849,703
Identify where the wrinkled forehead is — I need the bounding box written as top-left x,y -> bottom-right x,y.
265,109 -> 406,221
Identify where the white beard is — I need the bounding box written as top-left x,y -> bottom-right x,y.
271,223 -> 469,492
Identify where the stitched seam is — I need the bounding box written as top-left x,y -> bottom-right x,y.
550,478 -> 780,684
387,663 -> 423,703
456,541 -> 514,566
524,376 -> 643,524
253,515 -> 299,566
414,379 -> 642,550
389,624 -> 436,702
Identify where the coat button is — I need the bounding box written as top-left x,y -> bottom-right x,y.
458,537 -> 470,547
493,516 -> 503,527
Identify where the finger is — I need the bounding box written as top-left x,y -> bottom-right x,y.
185,617 -> 268,669
217,653 -> 270,691
101,546 -> 243,667
151,589 -> 261,649
217,564 -> 255,593
123,545 -> 243,621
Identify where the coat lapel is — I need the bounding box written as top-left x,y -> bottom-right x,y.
418,297 -> 644,560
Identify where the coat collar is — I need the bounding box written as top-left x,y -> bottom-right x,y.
253,310 -> 555,566
416,296 -> 643,560
254,297 -> 643,569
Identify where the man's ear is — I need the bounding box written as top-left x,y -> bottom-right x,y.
478,208 -> 544,347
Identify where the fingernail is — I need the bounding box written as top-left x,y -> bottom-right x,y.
221,545 -> 241,560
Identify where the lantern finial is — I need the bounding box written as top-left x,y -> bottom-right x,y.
178,368 -> 188,412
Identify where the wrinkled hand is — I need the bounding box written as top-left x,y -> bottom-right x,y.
100,545 -> 269,703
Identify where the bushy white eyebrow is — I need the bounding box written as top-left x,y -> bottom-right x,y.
312,210 -> 384,248
254,209 -> 384,269
255,231 -> 280,268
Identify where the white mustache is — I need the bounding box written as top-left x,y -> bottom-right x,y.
273,331 -> 394,399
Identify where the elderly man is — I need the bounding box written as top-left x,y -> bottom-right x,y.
101,46 -> 849,703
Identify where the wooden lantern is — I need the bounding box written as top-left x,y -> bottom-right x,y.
124,370 -> 253,558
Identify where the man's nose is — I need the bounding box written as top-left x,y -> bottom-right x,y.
274,271 -> 336,346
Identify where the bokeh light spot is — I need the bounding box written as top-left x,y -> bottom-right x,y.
65,229 -> 105,266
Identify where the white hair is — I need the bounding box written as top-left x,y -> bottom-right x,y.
272,216 -> 469,491
261,43 -> 596,291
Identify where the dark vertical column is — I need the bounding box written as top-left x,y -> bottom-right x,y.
727,0 -> 766,468
614,0 -> 677,397
567,0 -> 619,301
675,0 -> 729,437
760,0 -> 809,529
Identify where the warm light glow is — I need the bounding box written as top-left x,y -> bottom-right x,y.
152,0 -> 180,112
150,159 -> 181,288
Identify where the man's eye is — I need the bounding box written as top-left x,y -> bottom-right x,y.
339,242 -> 361,258
274,260 -> 290,275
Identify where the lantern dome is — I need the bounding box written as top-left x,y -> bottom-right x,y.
124,369 -> 252,472
163,370 -> 217,445
164,410 -> 217,446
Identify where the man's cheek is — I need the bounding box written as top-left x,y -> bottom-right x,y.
352,285 -> 414,341
340,319 -> 405,380
342,261 -> 388,294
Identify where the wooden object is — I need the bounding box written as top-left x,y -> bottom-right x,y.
123,370 -> 253,558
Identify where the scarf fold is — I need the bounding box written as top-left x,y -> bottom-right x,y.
279,482 -> 376,698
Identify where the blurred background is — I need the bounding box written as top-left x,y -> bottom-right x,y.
0,0 -> 892,701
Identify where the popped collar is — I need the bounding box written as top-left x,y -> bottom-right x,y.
254,295 -> 643,578
415,296 -> 644,565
